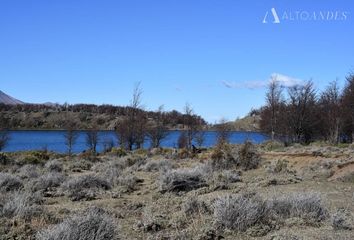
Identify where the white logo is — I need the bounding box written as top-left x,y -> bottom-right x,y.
263,8 -> 280,24
263,8 -> 349,24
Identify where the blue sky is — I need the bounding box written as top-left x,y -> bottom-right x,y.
1,0 -> 354,123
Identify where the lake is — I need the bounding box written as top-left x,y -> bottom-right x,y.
2,130 -> 269,153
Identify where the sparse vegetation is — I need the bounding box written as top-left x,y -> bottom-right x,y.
61,174 -> 111,201
331,208 -> 353,230
214,191 -> 328,232
17,164 -> 40,179
182,195 -> 209,215
69,158 -> 93,171
17,150 -> 50,165
210,170 -> 241,189
117,172 -> 140,191
142,159 -> 173,172
30,172 -> 65,192
269,192 -> 328,223
0,144 -> 353,239
158,165 -> 208,193
93,160 -> 124,185
140,205 -> 165,232
36,207 -> 117,240
44,159 -> 63,172
1,191 -> 43,221
214,193 -> 268,231
0,172 -> 23,192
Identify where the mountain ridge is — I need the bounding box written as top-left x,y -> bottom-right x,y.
0,90 -> 24,105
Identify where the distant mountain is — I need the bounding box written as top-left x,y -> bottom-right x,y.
43,102 -> 58,107
0,90 -> 24,105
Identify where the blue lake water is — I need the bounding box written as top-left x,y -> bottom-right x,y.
3,130 -> 269,153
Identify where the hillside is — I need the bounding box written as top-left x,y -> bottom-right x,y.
230,114 -> 260,131
0,90 -> 24,105
0,102 -> 206,130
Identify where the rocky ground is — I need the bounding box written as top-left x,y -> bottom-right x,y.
0,142 -> 354,240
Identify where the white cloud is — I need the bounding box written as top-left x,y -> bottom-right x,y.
221,73 -> 304,89
221,80 -> 267,89
270,73 -> 304,87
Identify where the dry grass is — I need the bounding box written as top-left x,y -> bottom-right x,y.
36,207 -> 117,240
1,191 -> 43,221
61,174 -> 111,201
158,165 -> 208,193
0,145 -> 354,239
0,172 -> 23,192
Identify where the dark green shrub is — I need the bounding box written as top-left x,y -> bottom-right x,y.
210,143 -> 238,170
19,151 -> 50,165
134,148 -> 149,156
238,141 -> 261,170
0,153 -> 9,165
111,147 -> 127,157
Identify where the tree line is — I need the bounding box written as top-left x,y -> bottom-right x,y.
0,83 -> 207,153
62,84 -> 208,153
260,72 -> 354,144
0,100 -> 206,130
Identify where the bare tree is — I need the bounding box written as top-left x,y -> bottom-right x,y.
194,131 -> 205,147
266,77 -> 283,140
287,80 -> 318,143
341,73 -> 354,142
86,125 -> 99,153
177,131 -> 188,149
148,105 -> 169,148
115,120 -> 129,149
115,82 -> 148,150
0,131 -> 9,152
183,103 -> 202,149
63,111 -> 79,156
102,138 -> 114,152
135,111 -> 148,149
0,116 -> 10,151
64,127 -> 78,157
319,80 -> 341,144
215,117 -> 231,145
